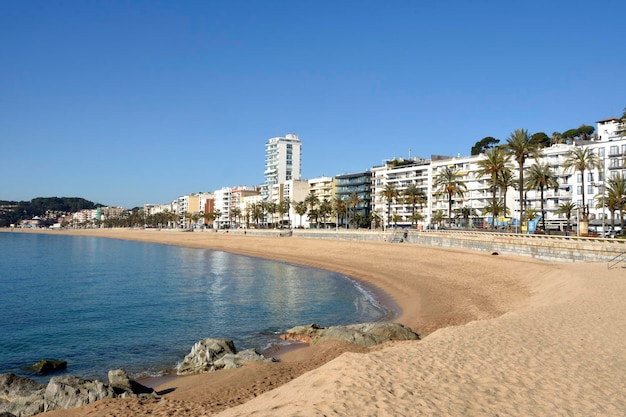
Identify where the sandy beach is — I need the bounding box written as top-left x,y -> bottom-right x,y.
12,228 -> 626,416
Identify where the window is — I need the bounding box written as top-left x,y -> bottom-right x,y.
587,173 -> 594,182
598,147 -> 605,157
610,145 -> 619,155
577,173 -> 583,183
588,185 -> 594,194
577,186 -> 582,194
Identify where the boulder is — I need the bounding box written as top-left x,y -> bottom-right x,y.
107,369 -> 155,399
177,338 -> 274,375
43,375 -> 115,412
281,322 -> 419,347
28,360 -> 67,375
0,374 -> 46,417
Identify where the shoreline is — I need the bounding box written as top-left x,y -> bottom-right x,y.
6,227 -> 625,416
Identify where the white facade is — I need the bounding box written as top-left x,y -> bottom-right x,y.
284,179 -> 310,228
213,187 -> 232,228
263,133 -> 302,200
371,158 -> 431,228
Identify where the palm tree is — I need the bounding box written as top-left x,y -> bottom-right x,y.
525,162 -> 558,231
278,198 -> 291,228
348,192 -> 361,229
433,166 -> 467,227
265,201 -> 277,228
476,146 -> 511,228
294,200 -> 308,228
606,173 -> 626,230
497,168 -> 516,220
380,184 -> 399,229
431,210 -> 445,228
202,211 -> 216,229
304,192 -> 320,227
250,203 -> 262,228
562,147 -> 602,224
403,183 -> 427,228
230,207 -> 242,228
213,209 -> 222,229
332,196 -> 347,228
554,201 -> 577,233
506,128 -> 540,226
319,198 -> 333,228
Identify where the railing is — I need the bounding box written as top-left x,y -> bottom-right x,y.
607,251 -> 626,269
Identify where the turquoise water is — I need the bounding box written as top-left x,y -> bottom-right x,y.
0,232 -> 388,382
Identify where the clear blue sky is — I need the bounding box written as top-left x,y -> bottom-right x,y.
2,1 -> 625,208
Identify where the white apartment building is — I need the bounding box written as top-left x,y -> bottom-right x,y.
213,187 -> 232,229
370,117 -> 624,232
262,133 -> 302,201
371,157 -> 431,228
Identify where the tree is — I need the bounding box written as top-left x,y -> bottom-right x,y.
551,131 -> 564,145
294,200 -> 308,228
304,192 -> 320,227
525,162 -> 558,231
265,201 -> 277,228
605,173 -> 626,230
213,209 -> 222,229
530,132 -> 550,148
555,201 -> 576,233
470,136 -> 500,156
476,146 -> 511,228
347,193 -> 361,229
433,166 -> 467,227
380,184 -> 399,229
202,211 -> 216,229
319,198 -> 333,228
277,198 -> 291,227
230,207 -> 242,228
497,168 -> 516,220
403,183 -> 427,228
332,196 -> 347,228
562,146 -> 602,222
506,128 -> 540,226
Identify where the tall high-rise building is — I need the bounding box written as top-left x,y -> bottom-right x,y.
262,133 -> 302,201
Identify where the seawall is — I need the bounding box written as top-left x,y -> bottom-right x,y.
216,228 -> 625,264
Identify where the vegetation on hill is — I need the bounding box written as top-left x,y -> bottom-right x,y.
0,197 -> 102,227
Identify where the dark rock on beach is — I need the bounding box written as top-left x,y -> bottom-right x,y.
107,369 -> 155,398
28,359 -> 67,375
281,321 -> 420,347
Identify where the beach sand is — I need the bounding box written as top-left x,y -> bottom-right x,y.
15,229 -> 625,416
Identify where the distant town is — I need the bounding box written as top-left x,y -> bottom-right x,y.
4,111 -> 626,236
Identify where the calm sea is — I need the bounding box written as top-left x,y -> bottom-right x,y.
0,232 -> 388,383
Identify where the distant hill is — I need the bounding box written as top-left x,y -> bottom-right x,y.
0,197 -> 103,227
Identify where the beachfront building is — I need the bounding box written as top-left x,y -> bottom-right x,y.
334,171 -> 372,228
283,179 -> 310,228
231,186 -> 260,228
262,133 -> 302,201
371,157 -> 431,229
213,187 -> 232,229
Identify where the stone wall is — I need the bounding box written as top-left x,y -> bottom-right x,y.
226,228 -> 625,264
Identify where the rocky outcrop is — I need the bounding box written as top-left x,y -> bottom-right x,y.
0,374 -> 46,417
177,338 -> 275,375
281,322 -> 419,347
43,375 -> 115,412
0,369 -> 157,417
